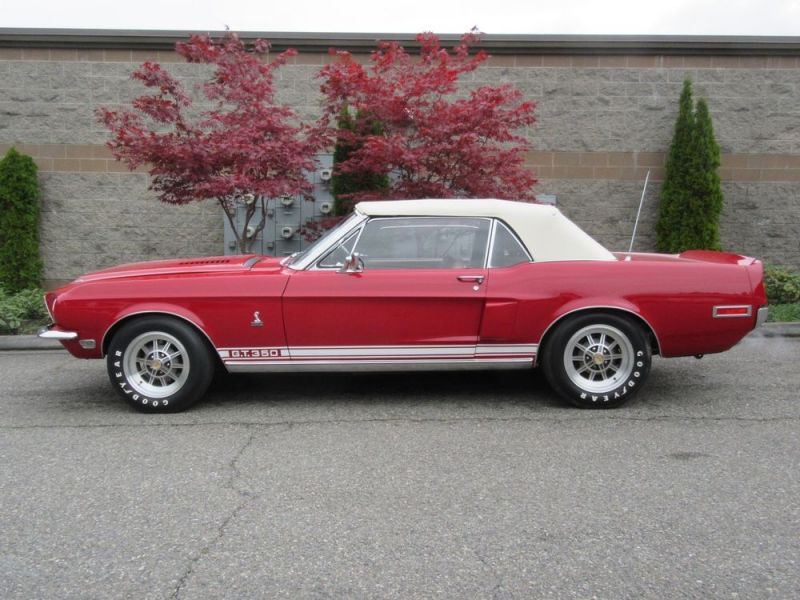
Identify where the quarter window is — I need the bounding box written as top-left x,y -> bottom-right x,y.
490,221 -> 531,267
353,217 -> 491,269
317,229 -> 360,269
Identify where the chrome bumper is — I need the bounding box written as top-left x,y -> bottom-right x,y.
37,326 -> 78,341
755,306 -> 769,328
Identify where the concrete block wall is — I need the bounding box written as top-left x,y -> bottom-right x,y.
0,36 -> 798,286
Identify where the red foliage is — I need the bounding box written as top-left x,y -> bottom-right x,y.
299,215 -> 345,242
97,32 -> 327,252
318,31 -> 537,201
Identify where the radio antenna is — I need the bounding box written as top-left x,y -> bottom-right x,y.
628,169 -> 650,253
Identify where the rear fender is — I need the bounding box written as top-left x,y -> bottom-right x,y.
536,299 -> 661,365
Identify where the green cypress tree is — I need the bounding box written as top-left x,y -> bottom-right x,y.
657,80 -> 725,253
0,148 -> 43,293
688,98 -> 723,250
657,79 -> 696,253
331,107 -> 389,216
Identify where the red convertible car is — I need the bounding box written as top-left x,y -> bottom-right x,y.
40,199 -> 768,412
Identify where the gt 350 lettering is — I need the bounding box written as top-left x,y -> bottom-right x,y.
229,349 -> 283,358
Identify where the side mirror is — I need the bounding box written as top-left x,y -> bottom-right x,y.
338,252 -> 365,274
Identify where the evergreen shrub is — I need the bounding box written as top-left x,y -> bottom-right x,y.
0,148 -> 43,293
656,80 -> 724,253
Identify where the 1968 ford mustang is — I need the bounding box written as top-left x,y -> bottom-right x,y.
40,199 -> 768,412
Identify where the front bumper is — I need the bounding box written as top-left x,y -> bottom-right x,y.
756,306 -> 769,328
37,325 -> 78,341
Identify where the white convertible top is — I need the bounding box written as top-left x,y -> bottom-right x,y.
356,199 -> 616,262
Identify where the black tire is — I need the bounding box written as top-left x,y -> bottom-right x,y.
106,316 -> 215,413
541,313 -> 651,409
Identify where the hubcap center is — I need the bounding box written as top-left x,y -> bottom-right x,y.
592,352 -> 606,366
146,352 -> 170,373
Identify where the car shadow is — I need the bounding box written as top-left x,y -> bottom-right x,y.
202,368 -> 567,411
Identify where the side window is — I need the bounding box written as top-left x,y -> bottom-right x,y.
353,217 -> 490,269
317,229 -> 360,269
490,221 -> 531,268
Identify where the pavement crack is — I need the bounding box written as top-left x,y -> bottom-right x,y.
2,414 -> 800,432
169,430 -> 259,600
471,545 -> 514,600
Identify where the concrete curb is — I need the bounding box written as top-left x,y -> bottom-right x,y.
0,335 -> 65,351
748,322 -> 800,338
2,322 -> 799,352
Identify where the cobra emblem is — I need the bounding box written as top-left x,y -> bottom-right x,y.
251,311 -> 263,327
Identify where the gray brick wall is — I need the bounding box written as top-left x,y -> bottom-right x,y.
472,66 -> 800,154
39,173 -> 223,280
540,180 -> 799,269
0,51 -> 798,283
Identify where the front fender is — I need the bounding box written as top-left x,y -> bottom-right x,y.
101,304 -> 217,357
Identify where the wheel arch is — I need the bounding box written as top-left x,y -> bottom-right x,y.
101,310 -> 220,362
536,306 -> 661,367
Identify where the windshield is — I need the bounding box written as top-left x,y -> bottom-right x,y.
282,212 -> 363,268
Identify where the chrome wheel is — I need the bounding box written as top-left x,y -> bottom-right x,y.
122,331 -> 190,399
563,324 -> 634,394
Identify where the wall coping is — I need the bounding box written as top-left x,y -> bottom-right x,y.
1,28 -> 800,55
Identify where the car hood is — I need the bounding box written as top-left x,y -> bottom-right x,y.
75,255 -> 283,283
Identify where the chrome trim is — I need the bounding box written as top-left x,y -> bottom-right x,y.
38,326 -> 78,341
535,305 -> 662,366
457,275 -> 485,283
329,215 -> 493,271
337,252 -> 365,274
44,293 -> 55,322
225,358 -> 533,373
756,306 -> 769,327
313,228 -> 362,271
484,219 -> 498,269
217,343 -> 538,361
712,305 -> 753,318
292,212 -> 368,271
292,345 -> 475,358
476,343 -> 538,355
488,220 -> 533,267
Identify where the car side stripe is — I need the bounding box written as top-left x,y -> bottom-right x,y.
217,343 -> 538,362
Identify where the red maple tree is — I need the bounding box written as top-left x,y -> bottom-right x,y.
318,31 -> 537,201
97,32 -> 326,253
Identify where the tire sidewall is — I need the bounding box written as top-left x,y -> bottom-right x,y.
544,313 -> 651,408
106,317 -> 214,413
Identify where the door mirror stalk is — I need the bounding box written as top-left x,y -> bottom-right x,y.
339,252 -> 365,274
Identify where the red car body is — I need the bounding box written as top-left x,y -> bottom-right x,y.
46,250 -> 764,363
40,200 -> 767,411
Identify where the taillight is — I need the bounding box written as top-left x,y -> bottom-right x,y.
712,305 -> 753,318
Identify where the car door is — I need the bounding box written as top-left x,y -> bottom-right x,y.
478,220 -> 541,362
282,216 -> 491,365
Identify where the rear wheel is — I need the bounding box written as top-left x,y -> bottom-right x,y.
106,316 -> 214,413
542,313 -> 651,408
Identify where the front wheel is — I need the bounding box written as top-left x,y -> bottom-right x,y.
542,313 -> 651,408
106,316 -> 215,413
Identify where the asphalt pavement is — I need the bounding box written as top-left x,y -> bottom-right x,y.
0,327 -> 798,599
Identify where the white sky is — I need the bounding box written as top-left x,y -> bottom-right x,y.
2,0 -> 799,35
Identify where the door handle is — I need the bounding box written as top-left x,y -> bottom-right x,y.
457,275 -> 484,283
